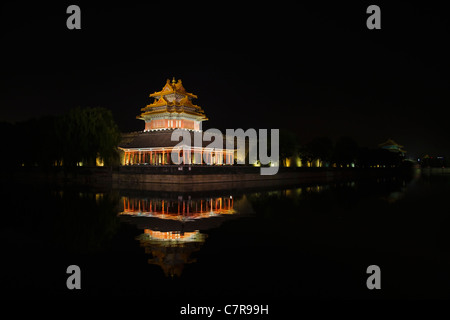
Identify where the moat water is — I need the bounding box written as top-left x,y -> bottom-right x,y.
2,170 -> 450,299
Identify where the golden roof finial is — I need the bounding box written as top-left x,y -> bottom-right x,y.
172,77 -> 176,85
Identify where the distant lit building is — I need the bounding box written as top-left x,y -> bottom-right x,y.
378,138 -> 406,157
118,78 -> 234,165
419,154 -> 445,168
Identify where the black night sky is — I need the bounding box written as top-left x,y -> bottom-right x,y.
1,2 -> 449,159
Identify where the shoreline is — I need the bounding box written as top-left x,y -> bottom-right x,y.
1,165 -> 423,192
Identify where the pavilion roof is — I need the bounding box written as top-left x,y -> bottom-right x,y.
149,78 -> 198,99
378,138 -> 404,149
118,129 -> 231,149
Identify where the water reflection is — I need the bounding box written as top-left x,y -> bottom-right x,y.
115,176 -> 417,279
118,194 -> 252,277
136,230 -> 206,278
121,196 -> 236,218
116,184 -> 351,277
5,172 -> 435,298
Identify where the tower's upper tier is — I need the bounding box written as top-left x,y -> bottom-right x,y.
138,78 -> 208,131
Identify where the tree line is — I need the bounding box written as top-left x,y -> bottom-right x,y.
279,130 -> 404,168
0,107 -> 121,168
0,112 -> 405,169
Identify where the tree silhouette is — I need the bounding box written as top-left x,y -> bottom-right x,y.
59,107 -> 121,166
2,107 -> 121,168
305,137 -> 333,166
279,129 -> 300,166
333,136 -> 359,167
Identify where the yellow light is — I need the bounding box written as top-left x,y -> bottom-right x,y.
285,158 -> 291,167
96,156 -> 104,166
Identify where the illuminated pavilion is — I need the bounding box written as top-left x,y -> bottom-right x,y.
378,138 -> 406,156
118,78 -> 234,165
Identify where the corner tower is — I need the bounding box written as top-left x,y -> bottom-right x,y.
138,78 -> 208,132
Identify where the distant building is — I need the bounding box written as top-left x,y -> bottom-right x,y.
118,78 -> 234,165
420,155 -> 446,168
139,78 -> 207,132
378,138 -> 406,157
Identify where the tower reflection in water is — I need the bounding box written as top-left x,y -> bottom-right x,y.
118,194 -> 251,277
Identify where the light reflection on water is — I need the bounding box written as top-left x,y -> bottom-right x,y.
118,195 -> 252,277
7,172 -> 450,299
116,182 -> 362,278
